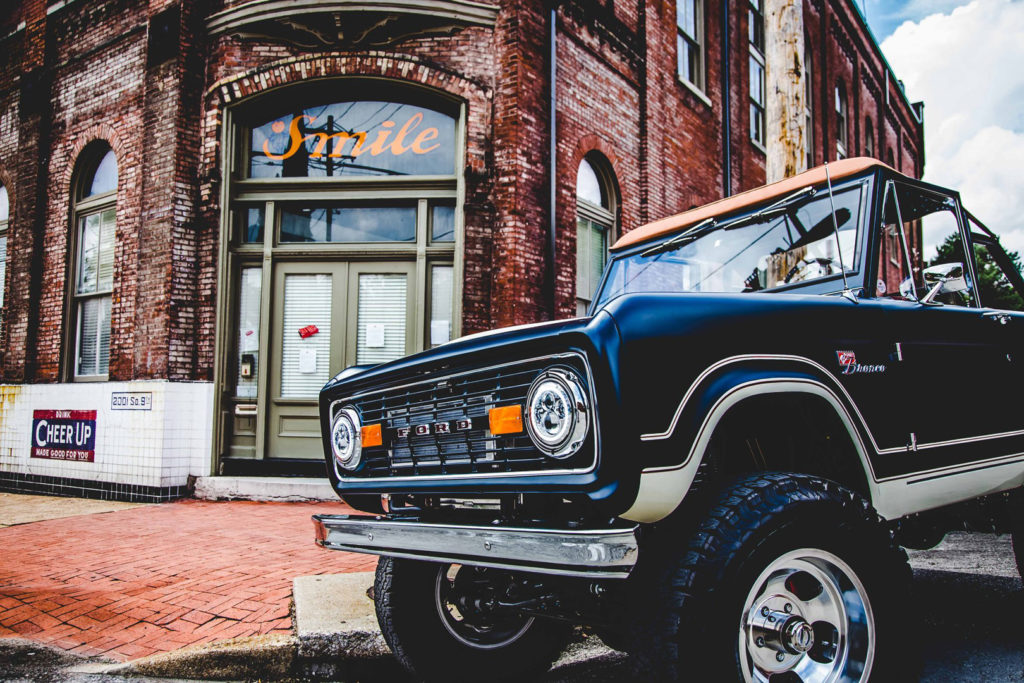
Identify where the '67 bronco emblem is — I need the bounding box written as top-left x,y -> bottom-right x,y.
836,350 -> 886,375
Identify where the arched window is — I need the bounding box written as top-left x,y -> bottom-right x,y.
70,146 -> 118,379
835,83 -> 848,160
576,156 -> 616,316
0,183 -> 8,323
865,117 -> 875,158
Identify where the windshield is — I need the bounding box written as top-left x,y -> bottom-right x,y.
593,182 -> 865,309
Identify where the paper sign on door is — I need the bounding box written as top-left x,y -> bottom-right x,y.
366,323 -> 386,348
299,348 -> 317,374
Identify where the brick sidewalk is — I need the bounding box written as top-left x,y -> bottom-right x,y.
0,498 -> 376,661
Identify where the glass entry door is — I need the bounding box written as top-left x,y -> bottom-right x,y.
266,261 -> 415,460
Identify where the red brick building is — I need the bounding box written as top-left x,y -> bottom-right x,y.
0,0 -> 924,499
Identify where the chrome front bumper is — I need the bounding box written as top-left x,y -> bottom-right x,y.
312,514 -> 639,579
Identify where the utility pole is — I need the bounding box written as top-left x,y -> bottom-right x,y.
765,0 -> 806,182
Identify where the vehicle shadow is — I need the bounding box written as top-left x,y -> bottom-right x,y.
915,568 -> 1024,682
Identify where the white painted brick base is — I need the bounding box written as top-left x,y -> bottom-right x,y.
0,381 -> 214,489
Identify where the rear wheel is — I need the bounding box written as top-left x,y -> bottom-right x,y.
626,473 -> 916,681
374,557 -> 571,682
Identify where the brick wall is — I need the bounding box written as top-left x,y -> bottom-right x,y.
0,0 -> 926,385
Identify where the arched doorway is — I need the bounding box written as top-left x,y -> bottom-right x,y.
217,80 -> 464,470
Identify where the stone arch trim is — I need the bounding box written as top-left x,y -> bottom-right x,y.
0,166 -> 14,202
61,124 -> 128,198
571,134 -> 623,213
200,52 -> 493,182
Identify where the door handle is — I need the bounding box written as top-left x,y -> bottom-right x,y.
983,311 -> 1012,325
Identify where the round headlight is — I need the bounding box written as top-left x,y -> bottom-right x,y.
331,407 -> 362,471
525,369 -> 589,458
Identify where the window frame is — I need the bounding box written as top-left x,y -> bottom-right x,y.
835,84 -> 848,160
748,0 -> 767,149
66,150 -> 118,382
676,0 -> 706,94
873,177 -> 982,307
970,233 -> 1024,312
964,209 -> 1024,311
865,117 -> 875,159
576,156 -> 617,316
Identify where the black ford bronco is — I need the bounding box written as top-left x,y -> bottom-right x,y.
313,158 -> 1024,681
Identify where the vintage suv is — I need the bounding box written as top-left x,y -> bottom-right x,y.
312,157 -> 1024,682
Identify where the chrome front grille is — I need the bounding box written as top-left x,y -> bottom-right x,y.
336,354 -> 596,479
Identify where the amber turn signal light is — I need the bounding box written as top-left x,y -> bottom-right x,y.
488,405 -> 524,435
361,423 -> 383,448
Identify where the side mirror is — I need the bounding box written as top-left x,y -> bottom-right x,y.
920,262 -> 970,305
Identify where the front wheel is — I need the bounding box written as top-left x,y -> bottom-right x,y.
374,557 -> 571,682
627,473 -> 917,681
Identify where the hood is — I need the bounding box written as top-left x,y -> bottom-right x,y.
321,316 -> 598,396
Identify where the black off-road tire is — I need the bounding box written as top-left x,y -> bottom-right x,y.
374,556 -> 571,682
626,472 -> 917,681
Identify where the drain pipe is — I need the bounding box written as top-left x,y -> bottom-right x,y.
546,4 -> 558,319
721,0 -> 733,197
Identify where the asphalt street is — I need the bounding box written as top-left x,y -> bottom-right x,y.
2,531 -> 1023,682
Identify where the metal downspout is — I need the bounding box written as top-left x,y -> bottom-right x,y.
547,5 -> 558,319
721,0 -> 733,197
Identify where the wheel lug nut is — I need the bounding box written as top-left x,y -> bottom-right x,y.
776,652 -> 786,662
784,603 -> 793,613
755,637 -> 765,648
761,606 -> 770,616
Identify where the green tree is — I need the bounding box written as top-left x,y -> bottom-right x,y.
930,234 -> 1024,311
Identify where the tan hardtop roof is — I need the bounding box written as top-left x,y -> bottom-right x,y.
612,157 -> 897,251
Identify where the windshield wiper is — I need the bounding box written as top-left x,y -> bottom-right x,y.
641,217 -> 718,257
721,186 -> 817,231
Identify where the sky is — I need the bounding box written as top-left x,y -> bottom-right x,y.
860,0 -> 1024,255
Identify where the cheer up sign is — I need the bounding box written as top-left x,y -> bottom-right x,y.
31,410 -> 97,462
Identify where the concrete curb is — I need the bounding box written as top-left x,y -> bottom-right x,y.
193,476 -> 336,502
73,634 -> 297,679
64,571 -> 621,681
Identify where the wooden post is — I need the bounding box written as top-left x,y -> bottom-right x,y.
765,0 -> 806,182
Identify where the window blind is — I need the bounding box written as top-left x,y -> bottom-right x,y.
357,273 -> 408,364
280,274 -> 332,398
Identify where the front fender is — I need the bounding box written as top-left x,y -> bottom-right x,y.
620,356 -> 878,522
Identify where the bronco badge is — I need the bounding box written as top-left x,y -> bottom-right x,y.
836,350 -> 886,375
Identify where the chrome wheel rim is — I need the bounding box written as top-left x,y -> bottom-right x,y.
739,548 -> 874,683
435,564 -> 534,650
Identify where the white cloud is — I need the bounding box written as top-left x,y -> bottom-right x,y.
863,0 -> 970,41
881,0 -> 1024,253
